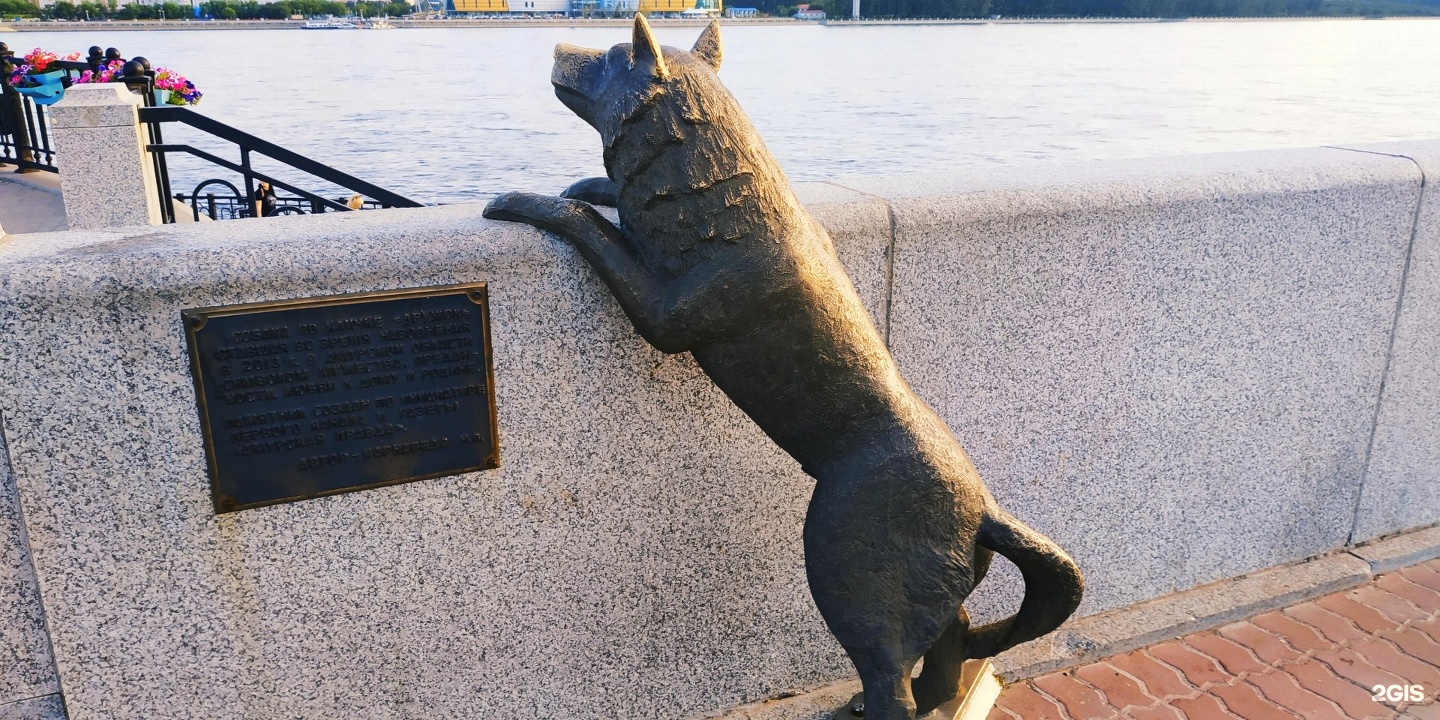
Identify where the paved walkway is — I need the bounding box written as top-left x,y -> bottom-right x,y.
988,559 -> 1440,719
0,171 -> 67,235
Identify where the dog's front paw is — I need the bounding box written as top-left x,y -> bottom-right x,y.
561,177 -> 619,207
482,191 -> 561,225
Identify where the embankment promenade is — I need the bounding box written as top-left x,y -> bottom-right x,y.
3,127 -> 1439,718
3,14 -> 1435,31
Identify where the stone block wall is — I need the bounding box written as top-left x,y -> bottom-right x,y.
1346,141 -> 1440,542
0,430 -> 63,718
832,147 -> 1429,620
0,143 -> 1435,719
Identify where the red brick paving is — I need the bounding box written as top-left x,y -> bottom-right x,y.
1253,613 -> 1334,655
1351,586 -> 1429,625
1146,642 -> 1230,686
1031,672 -> 1115,719
1317,594 -> 1399,635
1378,576 -> 1440,612
1402,566 -> 1440,593
1184,632 -> 1269,676
1246,669 -> 1348,720
1286,604 -> 1372,646
1385,630 -> 1440,666
989,684 -> 1058,719
1106,651 -> 1197,701
1219,620 -> 1306,666
1315,647 -> 1409,691
988,558 -> 1440,719
1168,693 -> 1237,718
1074,663 -> 1153,711
1288,659 -> 1392,719
1123,705 -> 1185,720
1351,640 -> 1440,689
1210,680 -> 1302,719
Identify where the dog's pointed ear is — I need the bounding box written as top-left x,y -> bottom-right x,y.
632,14 -> 669,80
691,20 -> 722,71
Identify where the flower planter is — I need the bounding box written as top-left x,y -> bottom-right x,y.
5,48 -> 201,107
16,83 -> 65,106
29,70 -> 64,86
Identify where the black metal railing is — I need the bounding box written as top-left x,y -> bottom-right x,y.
0,89 -> 57,172
138,104 -> 423,223
173,178 -> 386,221
0,49 -> 420,222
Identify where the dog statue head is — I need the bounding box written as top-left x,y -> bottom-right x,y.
551,14 -> 723,149
547,17 -> 809,277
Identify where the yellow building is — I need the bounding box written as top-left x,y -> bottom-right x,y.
452,0 -> 509,10
450,0 -> 719,13
637,0 -> 697,11
635,0 -> 721,10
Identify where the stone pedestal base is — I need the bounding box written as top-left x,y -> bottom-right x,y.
49,84 -> 161,229
833,659 -> 1001,720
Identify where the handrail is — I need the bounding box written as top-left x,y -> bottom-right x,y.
51,60 -> 91,73
138,105 -> 423,210
149,143 -> 354,213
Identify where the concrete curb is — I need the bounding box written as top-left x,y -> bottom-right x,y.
711,523 -> 1440,719
1348,523 -> 1440,574
998,523 -> 1440,679
990,551 -> 1371,681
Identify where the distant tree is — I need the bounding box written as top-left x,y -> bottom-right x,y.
855,0 -> 988,17
351,0 -> 410,15
0,0 -> 39,16
221,6 -> 237,18
40,0 -> 75,18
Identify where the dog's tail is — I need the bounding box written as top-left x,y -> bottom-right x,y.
963,510 -> 1084,659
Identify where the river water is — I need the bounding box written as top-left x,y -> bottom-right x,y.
13,19 -> 1440,203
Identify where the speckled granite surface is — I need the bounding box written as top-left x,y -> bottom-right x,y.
836,147 -> 1426,623
0,149 -> 1434,720
1339,140 -> 1440,541
0,424 -> 59,708
0,191 -> 883,720
50,85 -> 160,230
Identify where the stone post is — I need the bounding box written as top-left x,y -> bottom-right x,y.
49,84 -> 163,230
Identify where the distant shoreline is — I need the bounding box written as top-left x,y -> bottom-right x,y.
0,15 -> 1434,31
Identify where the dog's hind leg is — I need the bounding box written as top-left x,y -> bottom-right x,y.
911,607 -> 969,715
911,544 -> 993,713
849,646 -> 920,720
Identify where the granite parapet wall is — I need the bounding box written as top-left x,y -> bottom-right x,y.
830,145 -> 1434,621
1344,141 -> 1440,542
0,427 -> 63,717
0,144 -> 1435,720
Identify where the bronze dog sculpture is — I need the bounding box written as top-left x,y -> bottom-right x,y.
483,18 -> 1083,719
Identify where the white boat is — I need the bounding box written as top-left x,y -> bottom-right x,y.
367,17 -> 395,29
302,18 -> 358,29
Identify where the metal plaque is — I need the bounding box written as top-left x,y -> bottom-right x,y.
183,283 -> 500,513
